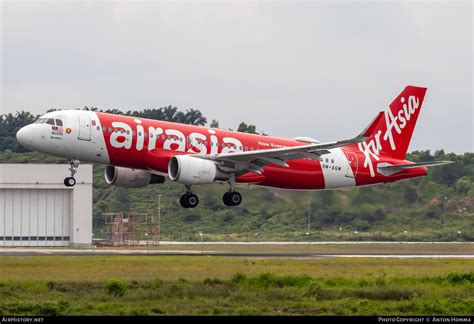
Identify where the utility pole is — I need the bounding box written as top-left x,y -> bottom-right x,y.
443,196 -> 448,235
307,202 -> 311,232
199,232 -> 203,253
157,195 -> 162,244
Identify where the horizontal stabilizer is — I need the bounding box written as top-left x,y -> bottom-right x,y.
378,161 -> 453,176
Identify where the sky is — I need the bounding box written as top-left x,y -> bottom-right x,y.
1,0 -> 472,154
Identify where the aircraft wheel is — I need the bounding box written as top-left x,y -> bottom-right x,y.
179,194 -> 189,208
223,191 -> 242,206
180,193 -> 199,208
64,177 -> 76,187
186,193 -> 199,208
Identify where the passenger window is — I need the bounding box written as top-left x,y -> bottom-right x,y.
46,118 -> 55,125
55,119 -> 63,126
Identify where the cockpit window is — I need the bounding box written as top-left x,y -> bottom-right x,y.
46,118 -> 55,125
55,119 -> 63,126
34,118 -> 48,124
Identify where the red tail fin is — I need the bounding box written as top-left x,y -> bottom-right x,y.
366,85 -> 427,160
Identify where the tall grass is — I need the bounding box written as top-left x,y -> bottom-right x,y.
0,272 -> 472,315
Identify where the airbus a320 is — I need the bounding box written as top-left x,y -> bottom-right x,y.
16,85 -> 452,208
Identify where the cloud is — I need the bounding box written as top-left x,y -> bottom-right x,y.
1,1 -> 472,153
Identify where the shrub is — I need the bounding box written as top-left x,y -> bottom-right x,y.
231,273 -> 247,284
447,272 -> 474,284
104,279 -> 127,297
246,273 -> 312,288
305,282 -> 338,300
46,281 -> 55,290
348,285 -> 415,300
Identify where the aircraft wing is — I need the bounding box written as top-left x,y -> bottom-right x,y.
192,111 -> 384,175
194,134 -> 367,176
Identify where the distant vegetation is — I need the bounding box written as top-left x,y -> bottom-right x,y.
0,109 -> 472,241
1,148 -> 472,242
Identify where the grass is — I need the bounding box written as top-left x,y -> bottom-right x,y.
1,256 -> 474,282
0,256 -> 473,315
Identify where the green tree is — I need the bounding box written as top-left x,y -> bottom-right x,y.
237,122 -> 257,134
454,176 -> 472,194
403,185 -> 418,204
0,111 -> 39,152
112,188 -> 131,211
176,109 -> 207,126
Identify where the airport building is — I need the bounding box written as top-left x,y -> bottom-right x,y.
0,164 -> 92,247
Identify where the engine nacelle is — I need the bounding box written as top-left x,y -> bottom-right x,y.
105,166 -> 165,188
168,155 -> 230,185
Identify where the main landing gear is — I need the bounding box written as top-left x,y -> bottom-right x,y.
223,178 -> 242,206
179,186 -> 199,208
223,191 -> 242,206
64,159 -> 79,187
178,183 -> 243,208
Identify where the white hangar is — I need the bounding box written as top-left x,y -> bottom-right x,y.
0,164 -> 92,247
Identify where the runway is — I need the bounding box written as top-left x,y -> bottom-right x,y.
0,247 -> 473,258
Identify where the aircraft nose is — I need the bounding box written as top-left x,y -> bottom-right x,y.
16,125 -> 33,148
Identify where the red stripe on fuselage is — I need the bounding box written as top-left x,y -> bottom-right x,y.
96,112 -> 326,189
96,112 -> 425,190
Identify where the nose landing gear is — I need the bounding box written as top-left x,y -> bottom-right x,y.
64,159 -> 79,187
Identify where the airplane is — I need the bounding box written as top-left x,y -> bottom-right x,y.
16,85 -> 452,208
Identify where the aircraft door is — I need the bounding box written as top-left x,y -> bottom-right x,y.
345,151 -> 358,178
78,114 -> 91,141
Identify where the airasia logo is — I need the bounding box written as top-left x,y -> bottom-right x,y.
358,95 -> 420,177
109,118 -> 243,154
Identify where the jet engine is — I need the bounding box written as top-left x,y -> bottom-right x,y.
105,166 -> 165,188
168,155 -> 230,185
